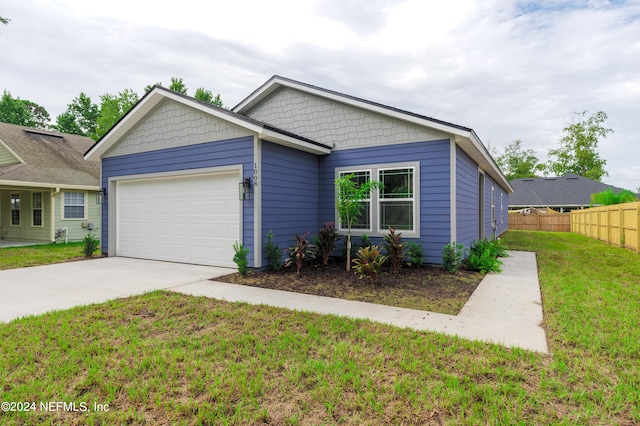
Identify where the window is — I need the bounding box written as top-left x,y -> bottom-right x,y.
10,193 -> 20,226
63,191 -> 86,219
337,162 -> 419,236
379,168 -> 414,230
337,170 -> 372,230
32,192 -> 43,227
500,193 -> 504,224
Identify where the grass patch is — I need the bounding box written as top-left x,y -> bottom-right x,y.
0,231 -> 638,424
0,242 -> 95,270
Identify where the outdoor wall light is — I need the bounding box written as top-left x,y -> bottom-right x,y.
96,187 -> 107,204
239,178 -> 251,201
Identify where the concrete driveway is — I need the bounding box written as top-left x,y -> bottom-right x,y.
0,257 -> 232,323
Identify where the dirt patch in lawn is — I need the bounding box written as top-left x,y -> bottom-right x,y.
215,262 -> 484,315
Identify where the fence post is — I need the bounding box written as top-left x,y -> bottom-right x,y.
637,204 -> 640,253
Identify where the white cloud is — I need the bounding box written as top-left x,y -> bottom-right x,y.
2,0 -> 639,189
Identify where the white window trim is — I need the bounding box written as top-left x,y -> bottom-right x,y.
500,193 -> 504,225
10,192 -> 20,226
335,161 -> 420,238
61,191 -> 88,220
32,192 -> 44,227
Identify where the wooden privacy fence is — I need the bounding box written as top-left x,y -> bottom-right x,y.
571,202 -> 640,253
509,212 -> 571,232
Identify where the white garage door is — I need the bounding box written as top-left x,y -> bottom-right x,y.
116,171 -> 240,267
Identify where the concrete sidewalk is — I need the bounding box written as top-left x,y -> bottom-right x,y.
1,252 -> 547,353
175,251 -> 548,353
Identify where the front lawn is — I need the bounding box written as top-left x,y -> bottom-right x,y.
0,231 -> 638,424
0,242 -> 91,270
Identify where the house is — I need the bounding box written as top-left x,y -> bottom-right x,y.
84,76 -> 512,268
509,173 -> 634,212
0,122 -> 101,245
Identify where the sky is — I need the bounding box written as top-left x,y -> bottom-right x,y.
2,0 -> 639,190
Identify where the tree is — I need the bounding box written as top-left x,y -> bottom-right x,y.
335,173 -> 382,271
95,89 -> 139,140
495,139 -> 542,180
145,78 -> 223,107
0,90 -> 50,129
1,16 -> 9,25
53,93 -> 99,137
547,110 -> 612,181
169,77 -> 187,95
194,87 -> 223,107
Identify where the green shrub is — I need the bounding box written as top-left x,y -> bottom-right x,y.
382,226 -> 408,273
405,241 -> 424,268
360,233 -> 372,249
265,230 -> 283,272
82,233 -> 100,258
466,238 -> 503,274
352,245 -> 387,285
442,242 -> 464,273
285,232 -> 316,276
232,242 -> 250,276
316,221 -> 340,266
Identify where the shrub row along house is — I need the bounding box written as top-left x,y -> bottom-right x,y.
0,122 -> 101,246
84,76 -> 512,268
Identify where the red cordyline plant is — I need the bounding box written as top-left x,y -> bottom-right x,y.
285,232 -> 316,276
316,221 -> 340,266
382,226 -> 408,273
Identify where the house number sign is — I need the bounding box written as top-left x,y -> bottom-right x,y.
253,162 -> 258,186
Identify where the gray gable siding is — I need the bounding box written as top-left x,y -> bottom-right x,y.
0,143 -> 19,166
245,87 -> 448,150
104,99 -> 254,158
456,146 -> 479,248
260,141 -> 320,268
101,136 -> 254,264
319,139 -> 451,264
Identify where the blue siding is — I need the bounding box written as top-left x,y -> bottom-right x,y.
101,136 -> 254,264
456,146 -> 479,249
261,141 -> 321,267
485,174 -> 509,238
319,140 -> 452,264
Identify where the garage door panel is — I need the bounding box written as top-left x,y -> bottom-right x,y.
116,172 -> 240,267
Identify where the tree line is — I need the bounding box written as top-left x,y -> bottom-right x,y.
0,77 -> 223,141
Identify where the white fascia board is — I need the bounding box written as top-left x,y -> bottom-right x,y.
0,180 -> 100,191
235,77 -> 473,138
259,129 -> 331,155
84,90 -> 166,161
85,88 -> 265,161
456,133 -> 514,194
232,76 -> 281,113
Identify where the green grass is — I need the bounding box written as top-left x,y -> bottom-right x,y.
0,242 -> 94,270
0,231 -> 638,424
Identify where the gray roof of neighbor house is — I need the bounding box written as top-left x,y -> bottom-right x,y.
0,122 -> 99,188
509,174 -> 632,207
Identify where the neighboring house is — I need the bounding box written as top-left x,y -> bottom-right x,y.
0,122 -> 101,245
509,173 -> 635,212
85,76 -> 512,268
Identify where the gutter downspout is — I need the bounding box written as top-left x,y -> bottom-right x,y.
50,188 -> 60,242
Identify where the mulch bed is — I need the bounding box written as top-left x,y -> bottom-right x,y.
215,262 -> 484,315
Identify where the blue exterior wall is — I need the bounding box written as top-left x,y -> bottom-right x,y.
260,141 -> 321,267
319,140 -> 452,264
455,146 -> 479,249
101,136 -> 255,264
484,173 -> 509,238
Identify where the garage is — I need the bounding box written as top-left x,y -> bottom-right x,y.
114,171 -> 240,267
